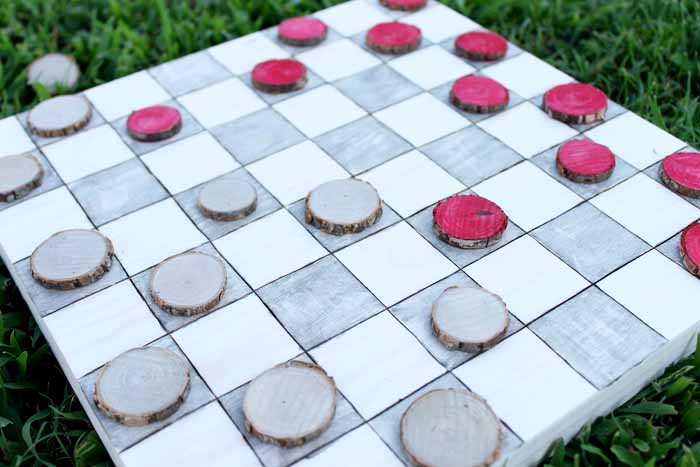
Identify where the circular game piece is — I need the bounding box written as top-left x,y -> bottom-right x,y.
243,361 -> 337,447
366,22 -> 422,54
126,105 -> 182,142
95,347 -> 190,426
556,139 -> 616,183
252,59 -> 308,94
305,179 -> 383,235
401,389 -> 502,467
31,229 -> 114,290
433,194 -> 508,249
455,31 -> 508,61
432,286 -> 510,352
660,152 -> 700,198
27,94 -> 92,138
197,178 -> 257,221
278,17 -> 328,47
0,154 -> 44,202
379,0 -> 428,12
450,75 -> 509,113
681,223 -> 700,277
150,252 -> 227,316
543,82 -> 608,124
27,53 -> 80,92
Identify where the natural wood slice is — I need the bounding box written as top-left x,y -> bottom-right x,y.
252,59 -> 308,94
95,347 -> 191,426
243,361 -> 337,448
455,31 -> 508,61
27,53 -> 80,92
680,223 -> 700,277
305,179 -> 382,236
660,152 -> 700,198
543,82 -> 608,124
31,229 -> 114,290
379,0 -> 428,12
127,105 -> 182,142
278,17 -> 328,47
401,388 -> 502,467
0,154 -> 44,202
150,252 -> 227,316
27,94 -> 92,138
450,75 -> 509,113
433,194 -> 508,249
197,177 -> 257,221
556,139 -> 616,183
366,22 -> 422,54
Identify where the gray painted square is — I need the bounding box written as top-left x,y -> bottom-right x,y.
430,78 -> 525,124
644,159 -> 700,209
657,232 -> 684,269
262,25 -> 343,56
0,150 -> 63,212
439,35 -> 524,70
350,31 -> 433,62
149,51 -> 232,97
334,65 -> 422,113
242,69 -> 324,105
531,287 -> 666,389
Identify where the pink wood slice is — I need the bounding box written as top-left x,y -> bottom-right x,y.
660,152 -> 700,198
455,31 -> 508,61
379,0 -> 428,11
681,223 -> 700,277
543,82 -> 608,124
366,22 -> 422,54
433,194 -> 508,249
278,17 -> 328,46
252,59 -> 308,94
450,75 -> 509,113
126,105 -> 182,142
556,139 -> 616,183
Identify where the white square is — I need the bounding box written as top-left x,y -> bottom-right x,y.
42,125 -> 134,183
311,311 -> 443,418
590,174 -> 700,245
0,187 -> 92,263
336,222 -> 457,305
0,116 -> 34,157
173,295 -> 301,395
44,280 -> 164,378
142,132 -> 239,194
374,93 -> 468,147
247,140 -> 348,205
360,150 -> 465,217
482,53 -> 573,99
465,235 -> 589,323
274,85 -> 366,138
209,32 -> 290,75
454,329 -> 596,441
314,0 -> 392,36
297,39 -> 381,82
214,209 -> 327,289
178,78 -> 267,129
585,112 -> 686,170
99,198 -> 206,275
403,4 -> 480,42
121,402 -> 261,467
389,45 -> 475,90
478,102 -> 578,158
472,161 -> 583,231
599,250 -> 700,339
85,71 -> 171,121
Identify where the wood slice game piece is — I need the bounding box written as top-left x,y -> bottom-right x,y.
252,59 -> 308,94
450,75 -> 509,113
95,347 -> 191,426
197,178 -> 257,221
401,388 -> 502,467
433,194 -> 508,249
31,229 -> 114,290
243,361 -> 337,448
455,31 -> 508,61
126,105 -> 182,142
278,17 -> 328,47
27,53 -> 80,91
660,152 -> 700,198
379,0 -> 428,12
680,223 -> 700,277
0,154 -> 44,202
543,82 -> 608,124
431,285 -> 509,352
556,139 -> 616,183
305,179 -> 382,236
366,22 -> 422,55
27,94 -> 92,138
150,252 -> 227,316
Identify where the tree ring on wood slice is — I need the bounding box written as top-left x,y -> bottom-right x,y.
197,178 -> 257,221
450,75 -> 509,113
433,194 -> 508,249
252,59 -> 308,94
243,360 -> 337,448
543,82 -> 608,124
556,139 -> 616,183
278,17 -> 328,47
680,223 -> 700,277
94,347 -> 191,426
150,252 -> 227,316
366,22 -> 422,54
401,388 -> 502,467
305,179 -> 383,235
379,0 -> 428,12
127,105 -> 182,142
455,31 -> 508,61
660,152 -> 700,198
27,94 -> 92,138
30,229 -> 114,290
0,154 -> 44,202
27,53 -> 80,92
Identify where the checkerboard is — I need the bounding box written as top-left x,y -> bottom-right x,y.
1,1 -> 698,466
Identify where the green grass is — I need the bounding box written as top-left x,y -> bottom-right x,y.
0,0 -> 698,465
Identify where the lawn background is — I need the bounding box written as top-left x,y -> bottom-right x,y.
0,1 -> 699,466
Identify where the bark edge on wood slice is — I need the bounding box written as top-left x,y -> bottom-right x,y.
27,94 -> 93,138
30,229 -> 114,290
252,59 -> 308,94
27,53 -> 81,92
366,22 -> 422,55
401,388 -> 502,467
278,17 -> 328,47
455,31 -> 508,61
197,177 -> 258,221
543,82 -> 608,124
126,105 -> 182,142
680,223 -> 700,277
556,139 -> 616,183
305,179 -> 383,236
660,152 -> 700,198
379,0 -> 428,12
433,194 -> 508,249
450,75 -> 509,113
0,153 -> 44,202
243,360 -> 337,448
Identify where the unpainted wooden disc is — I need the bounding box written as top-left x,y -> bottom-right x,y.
305,179 -> 382,236
31,229 -> 114,290
401,389 -> 502,467
680,222 -> 700,277
243,361 -> 337,448
0,154 -> 44,202
27,53 -> 80,91
150,252 -> 227,316
95,347 -> 191,426
197,178 -> 257,222
27,94 -> 92,138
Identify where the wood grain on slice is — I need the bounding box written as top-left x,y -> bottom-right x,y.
305,179 -> 382,236
126,105 -> 182,142
278,17 -> 328,47
401,388 -> 502,467
197,177 -> 257,221
660,152 -> 700,198
455,31 -> 508,61
680,223 -> 700,277
433,194 -> 508,249
243,361 -> 336,448
27,94 -> 92,137
252,59 -> 308,94
543,82 -> 608,124
149,252 -> 227,316
450,75 -> 509,113
366,22 -> 422,54
31,229 -> 114,290
94,347 -> 190,426
379,0 -> 428,12
27,53 -> 80,91
0,154 -> 44,202
556,139 -> 616,183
